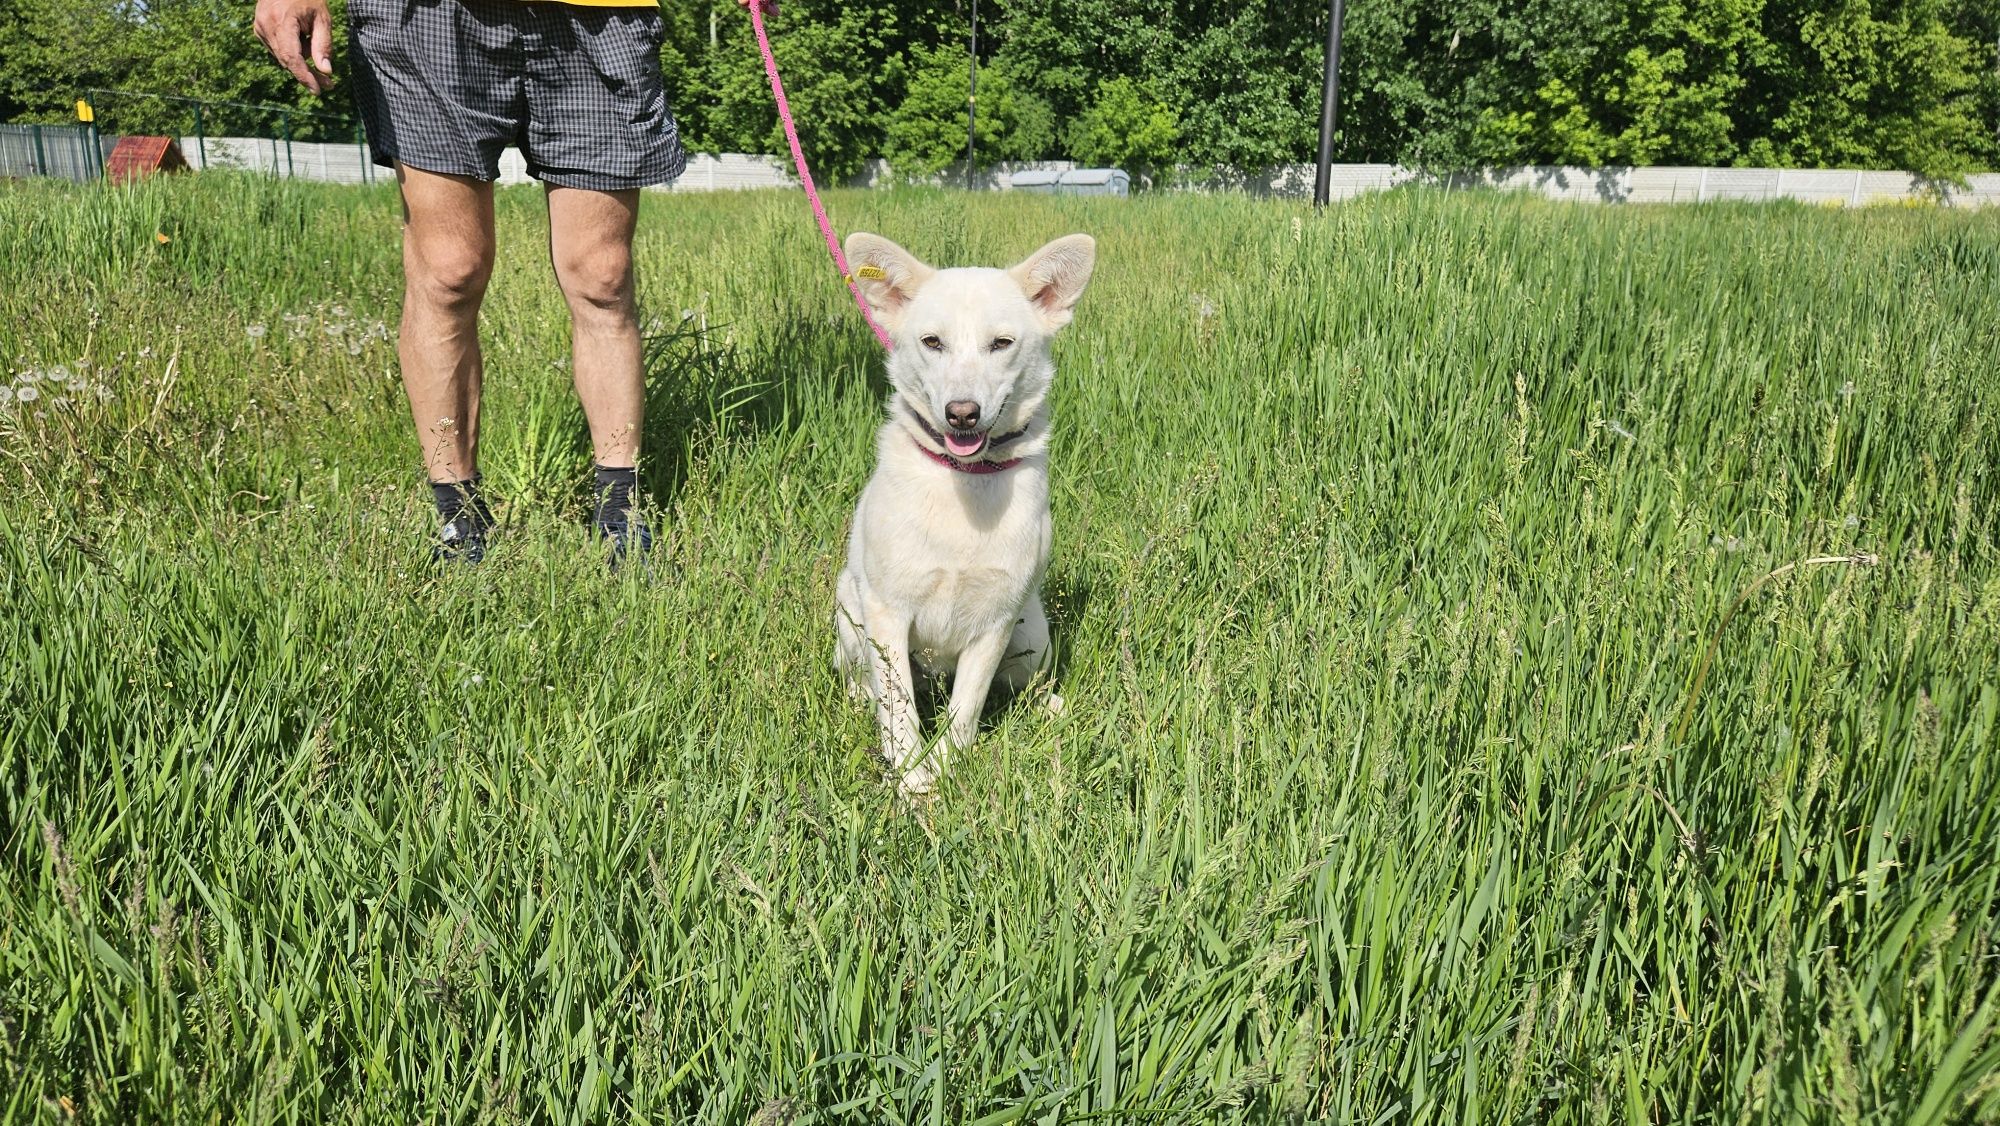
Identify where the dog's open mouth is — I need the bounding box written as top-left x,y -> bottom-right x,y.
942,430 -> 988,458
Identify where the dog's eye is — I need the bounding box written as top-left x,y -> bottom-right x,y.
920,334 -> 944,352
989,336 -> 1016,352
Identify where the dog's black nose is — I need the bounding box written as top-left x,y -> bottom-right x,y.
945,400 -> 980,430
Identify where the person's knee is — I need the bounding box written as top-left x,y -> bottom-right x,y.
408,239 -> 494,311
556,246 -> 635,320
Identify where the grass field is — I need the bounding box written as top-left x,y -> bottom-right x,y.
1,174 -> 1997,1124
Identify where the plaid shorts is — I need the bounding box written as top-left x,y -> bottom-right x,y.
348,0 -> 687,190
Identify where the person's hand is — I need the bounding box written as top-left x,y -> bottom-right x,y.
254,0 -> 336,94
738,0 -> 779,19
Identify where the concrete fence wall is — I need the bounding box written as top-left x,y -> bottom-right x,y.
176,134 -> 382,184
0,123 -> 113,181
10,126 -> 2000,208
1237,162 -> 2000,206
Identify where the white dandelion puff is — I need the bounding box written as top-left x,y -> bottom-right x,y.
15,385 -> 38,403
246,323 -> 268,339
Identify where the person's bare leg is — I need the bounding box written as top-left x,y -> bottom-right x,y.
397,164 -> 496,482
545,185 -> 643,469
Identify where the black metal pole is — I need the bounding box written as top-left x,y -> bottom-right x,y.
1313,0 -> 1346,207
966,0 -> 978,190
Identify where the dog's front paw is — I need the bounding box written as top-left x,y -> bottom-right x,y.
898,761 -> 938,798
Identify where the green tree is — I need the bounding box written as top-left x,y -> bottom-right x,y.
883,46 -> 1053,177
1065,76 -> 1180,184
2,0 -> 1996,177
0,0 -> 354,139
1740,0 -> 1992,177
674,0 -> 966,179
1470,0 -> 1765,166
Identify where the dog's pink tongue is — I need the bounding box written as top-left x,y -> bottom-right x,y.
945,431 -> 986,457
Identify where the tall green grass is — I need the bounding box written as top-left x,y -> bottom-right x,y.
1,173 -> 1996,1123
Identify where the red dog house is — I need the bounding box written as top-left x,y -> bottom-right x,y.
104,136 -> 190,183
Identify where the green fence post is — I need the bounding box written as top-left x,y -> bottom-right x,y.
282,109 -> 294,178
357,120 -> 371,184
31,124 -> 47,177
193,101 -> 207,169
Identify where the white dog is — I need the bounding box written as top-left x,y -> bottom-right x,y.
834,231 -> 1096,795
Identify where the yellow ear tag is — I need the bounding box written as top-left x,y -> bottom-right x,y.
854,265 -> 887,280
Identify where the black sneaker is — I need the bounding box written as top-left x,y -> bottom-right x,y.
436,513 -> 490,564
430,476 -> 494,565
595,513 -> 653,570
590,464 -> 649,571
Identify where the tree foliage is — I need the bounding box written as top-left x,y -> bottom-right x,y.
0,0 -> 356,139
1,0 -> 1994,178
1064,77 -> 1179,185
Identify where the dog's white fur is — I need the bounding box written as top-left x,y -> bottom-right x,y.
834,231 -> 1096,795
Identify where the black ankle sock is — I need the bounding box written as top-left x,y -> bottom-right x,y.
430,476 -> 492,529
593,464 -> 638,528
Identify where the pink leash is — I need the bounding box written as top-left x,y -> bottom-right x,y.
747,2 -> 895,351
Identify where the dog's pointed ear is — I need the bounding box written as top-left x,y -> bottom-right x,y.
1008,234 -> 1096,332
844,233 -> 934,330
